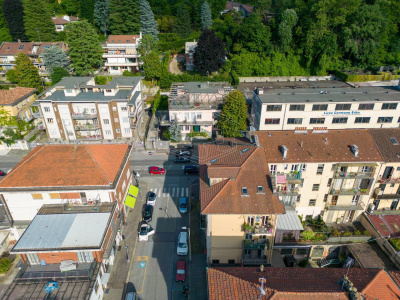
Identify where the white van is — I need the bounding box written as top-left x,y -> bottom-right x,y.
177,232 -> 188,256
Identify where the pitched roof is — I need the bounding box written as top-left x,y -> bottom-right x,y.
199,145 -> 284,215
52,16 -> 80,25
369,128 -> 400,162
256,129 -> 382,163
365,214 -> 400,237
0,87 -> 36,105
0,42 -> 65,56
0,144 -> 131,190
107,35 -> 140,44
208,267 -> 400,300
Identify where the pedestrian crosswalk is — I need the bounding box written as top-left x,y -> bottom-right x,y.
151,187 -> 189,198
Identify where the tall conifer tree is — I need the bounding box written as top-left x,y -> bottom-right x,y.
139,0 -> 158,41
2,0 -> 25,41
23,0 -> 58,42
109,0 -> 140,34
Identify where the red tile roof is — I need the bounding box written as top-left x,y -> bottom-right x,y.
52,16 -> 80,25
107,35 -> 140,44
0,42 -> 65,56
369,128 -> 400,162
0,144 -> 131,190
256,130 -> 382,163
366,214 -> 400,237
0,87 -> 36,105
199,145 -> 284,215
208,267 -> 400,300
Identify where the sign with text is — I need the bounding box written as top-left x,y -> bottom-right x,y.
323,111 -> 361,115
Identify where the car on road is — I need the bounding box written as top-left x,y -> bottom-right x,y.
179,197 -> 188,214
146,192 -> 157,206
177,231 -> 188,256
175,156 -> 190,164
149,166 -> 165,175
125,292 -> 137,300
175,261 -> 186,283
142,205 -> 153,222
0,170 -> 6,176
184,165 -> 199,175
175,150 -> 192,157
138,223 -> 155,242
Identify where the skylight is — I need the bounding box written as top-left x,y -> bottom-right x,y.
390,137 -> 398,145
18,45 -> 24,50
242,187 -> 248,195
210,158 -> 218,163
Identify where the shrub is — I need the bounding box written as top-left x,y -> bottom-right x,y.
343,231 -> 352,237
95,76 -> 112,85
298,259 -> 309,267
390,238 -> 400,251
0,257 -> 12,274
353,230 -> 362,236
363,231 -> 371,236
301,230 -> 315,241
332,229 -> 341,237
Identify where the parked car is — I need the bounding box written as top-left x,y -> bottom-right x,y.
142,205 -> 153,222
179,197 -> 188,214
184,165 -> 199,175
175,261 -> 186,283
125,292 -> 137,300
138,223 -> 155,242
175,150 -> 192,157
175,156 -> 190,164
149,166 -> 165,175
0,170 -> 6,176
177,231 -> 188,256
185,145 -> 194,149
147,192 -> 157,206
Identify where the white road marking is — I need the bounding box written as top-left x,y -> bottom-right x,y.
186,188 -> 189,197
181,188 -> 184,197
172,188 -> 175,197
163,188 -> 167,197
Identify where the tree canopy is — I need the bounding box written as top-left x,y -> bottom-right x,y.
201,1 -> 212,30
51,66 -> 70,84
2,0 -> 24,41
109,0 -> 141,34
42,45 -> 69,73
139,0 -> 159,41
12,52 -> 42,91
217,90 -> 247,137
94,0 -> 110,35
143,51 -> 161,82
23,0 -> 58,42
193,29 -> 225,74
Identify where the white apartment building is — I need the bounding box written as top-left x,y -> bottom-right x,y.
166,82 -> 234,138
256,129 -> 383,224
103,34 -> 142,75
251,81 -> 400,131
37,77 -> 143,142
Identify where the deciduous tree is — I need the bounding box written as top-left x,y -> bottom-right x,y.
65,20 -> 102,75
139,0 -> 158,41
2,0 -> 25,41
217,90 -> 247,137
23,0 -> 58,42
143,51 -> 161,83
50,66 -> 70,84
42,45 -> 69,73
109,0 -> 140,34
94,0 -> 110,35
200,1 -> 212,30
13,52 -> 42,91
61,0 -> 80,16
137,34 -> 157,59
193,29 -> 225,74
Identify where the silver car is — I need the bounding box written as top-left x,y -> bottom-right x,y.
147,192 -> 157,206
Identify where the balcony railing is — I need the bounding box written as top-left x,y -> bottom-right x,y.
334,171 -> 375,179
242,256 -> 269,266
377,177 -> 400,184
169,101 -> 224,110
130,121 -> 137,129
103,53 -> 139,58
75,124 -> 100,131
76,134 -> 102,140
330,188 -> 370,195
71,113 -> 97,120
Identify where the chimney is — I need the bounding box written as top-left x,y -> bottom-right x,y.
281,145 -> 288,159
257,87 -> 264,95
351,145 -> 359,157
17,39 -> 21,43
139,31 -> 142,39
62,15 -> 70,22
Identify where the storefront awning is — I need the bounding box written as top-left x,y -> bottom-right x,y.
125,194 -> 136,208
128,184 -> 139,198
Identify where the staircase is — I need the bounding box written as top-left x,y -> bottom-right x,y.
318,258 -> 341,268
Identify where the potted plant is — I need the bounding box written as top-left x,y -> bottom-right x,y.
260,264 -> 264,272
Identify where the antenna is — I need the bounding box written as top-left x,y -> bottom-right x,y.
258,277 -> 266,299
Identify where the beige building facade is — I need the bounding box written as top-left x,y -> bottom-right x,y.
0,87 -> 37,121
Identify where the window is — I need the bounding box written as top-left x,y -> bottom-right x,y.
32,193 -> 43,200
77,251 -> 94,263
103,119 -> 109,124
358,103 -> 374,110
377,117 -> 393,123
324,194 -> 328,202
265,118 -> 280,124
27,253 -> 40,265
335,104 -> 351,110
47,118 -> 53,123
317,164 -> 324,175
302,164 -> 307,172
355,117 -> 370,123
270,165 -> 277,174
331,196 -> 338,205
397,167 -> 400,171
287,118 -> 303,124
312,184 -> 320,191
212,260 -> 220,264
327,178 -> 332,187
310,118 -> 325,124
382,103 -> 397,110
44,107 -> 50,112
332,117 -> 348,124
312,104 -> 328,111
116,129 -> 121,133
309,199 -> 316,206
291,164 -> 298,171
266,105 -> 282,111
18,45 -> 24,50
289,105 -> 305,111
228,260 -> 235,264
391,137 -> 398,145
242,187 -> 248,195
296,195 -> 301,202
257,186 -> 263,193
124,128 -> 131,134
196,113 -> 202,119
66,89 -> 72,93
114,118 -> 119,122
284,164 -> 288,170
105,130 -> 112,135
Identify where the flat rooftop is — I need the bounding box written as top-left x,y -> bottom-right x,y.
43,88 -> 132,102
239,79 -> 349,91
174,81 -> 232,94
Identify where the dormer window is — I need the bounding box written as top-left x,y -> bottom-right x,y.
18,45 -> 24,50
257,186 -> 263,193
106,89 -> 112,92
66,89 -> 72,93
242,187 -> 248,195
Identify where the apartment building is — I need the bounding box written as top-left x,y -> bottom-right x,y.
7,202 -> 118,300
0,87 -> 36,121
185,41 -> 197,71
103,34 -> 142,75
250,81 -> 400,131
0,41 -> 68,75
167,82 -> 234,138
256,129 -> 383,224
52,15 -> 80,31
37,77 -> 143,142
199,142 -> 285,265
0,144 -> 133,225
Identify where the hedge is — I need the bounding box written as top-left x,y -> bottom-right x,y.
333,70 -> 399,82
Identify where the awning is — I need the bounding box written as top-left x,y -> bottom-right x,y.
128,184 -> 139,198
125,194 -> 136,208
276,210 -> 304,231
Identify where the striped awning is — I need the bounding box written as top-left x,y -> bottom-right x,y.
124,184 -> 139,208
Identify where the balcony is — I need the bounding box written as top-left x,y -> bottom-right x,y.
74,124 -> 100,131
76,134 -> 102,140
325,203 -> 365,211
242,255 -> 269,266
103,53 -> 139,58
243,240 -> 268,250
376,177 -> 400,184
128,111 -> 136,117
334,171 -> 375,179
71,113 -> 97,120
130,119 -> 137,129
330,188 -> 370,195
169,100 -> 224,110
105,62 -> 139,67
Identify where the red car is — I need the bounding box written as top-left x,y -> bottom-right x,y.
0,170 -> 6,176
175,261 -> 186,283
149,166 -> 165,175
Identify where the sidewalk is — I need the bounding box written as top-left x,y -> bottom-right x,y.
104,181 -> 149,300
